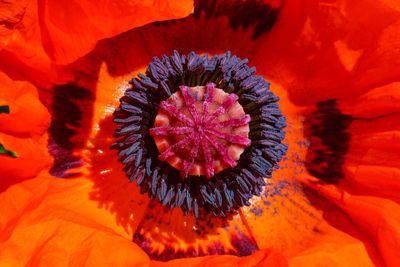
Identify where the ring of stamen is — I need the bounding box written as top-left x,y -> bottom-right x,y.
112,51 -> 287,217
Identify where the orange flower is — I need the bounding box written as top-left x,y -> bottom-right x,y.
1,0 -> 400,266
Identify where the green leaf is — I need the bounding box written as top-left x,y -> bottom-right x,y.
0,143 -> 17,158
0,105 -> 10,114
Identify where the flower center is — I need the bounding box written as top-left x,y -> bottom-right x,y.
150,83 -> 251,178
112,51 -> 287,218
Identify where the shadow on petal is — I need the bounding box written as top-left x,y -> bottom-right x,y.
86,115 -> 258,261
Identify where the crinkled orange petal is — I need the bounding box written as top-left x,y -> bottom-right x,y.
1,0 -> 398,265
343,165 -> 400,203
0,133 -> 51,192
119,0 -> 400,108
341,82 -> 400,119
343,83 -> 400,139
151,249 -> 288,267
44,7 -> 396,262
253,0 -> 400,105
289,232 -> 377,267
0,0 -> 193,78
0,0 -> 55,81
0,71 -> 52,191
0,173 -> 150,266
347,131 -> 400,170
0,173 -> 286,267
0,0 -> 28,49
0,72 -> 50,137
334,82 -> 400,202
40,0 -> 194,65
304,180 -> 400,266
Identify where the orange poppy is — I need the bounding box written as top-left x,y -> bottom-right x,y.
1,0 -> 400,266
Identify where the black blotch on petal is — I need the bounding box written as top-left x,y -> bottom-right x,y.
48,83 -> 94,178
305,99 -> 352,184
194,0 -> 281,39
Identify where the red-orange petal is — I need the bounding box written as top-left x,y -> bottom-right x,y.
335,82 -> 400,202
253,0 -> 400,106
0,133 -> 51,192
0,71 -> 52,191
0,0 -> 193,78
304,179 -> 400,266
150,249 -> 288,267
1,1 -> 396,264
0,172 -> 286,267
0,72 -> 50,137
0,173 -> 151,266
